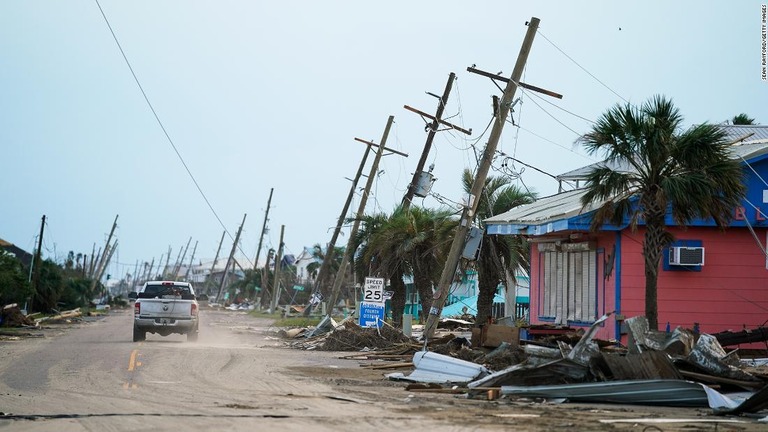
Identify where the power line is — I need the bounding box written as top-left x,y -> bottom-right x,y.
516,125 -> 597,163
536,29 -> 629,104
94,1 -> 252,267
524,90 -> 584,137
522,88 -> 596,125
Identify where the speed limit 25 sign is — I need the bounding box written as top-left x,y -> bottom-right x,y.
362,277 -> 385,304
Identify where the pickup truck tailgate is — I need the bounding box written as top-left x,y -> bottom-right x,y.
138,298 -> 194,319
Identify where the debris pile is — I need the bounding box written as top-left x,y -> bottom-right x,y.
319,320 -> 414,351
0,304 -> 35,327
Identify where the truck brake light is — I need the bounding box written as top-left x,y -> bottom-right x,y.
191,303 -> 198,316
134,302 -> 140,315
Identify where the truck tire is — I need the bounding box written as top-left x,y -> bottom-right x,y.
133,325 -> 146,342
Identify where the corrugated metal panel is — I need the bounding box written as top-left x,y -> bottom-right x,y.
386,351 -> 489,384
500,379 -> 711,407
485,189 -> 594,226
721,124 -> 768,143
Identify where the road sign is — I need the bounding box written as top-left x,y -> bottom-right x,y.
293,285 -> 304,291
362,277 -> 385,304
359,302 -> 385,328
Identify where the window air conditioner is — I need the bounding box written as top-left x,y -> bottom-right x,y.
669,246 -> 705,266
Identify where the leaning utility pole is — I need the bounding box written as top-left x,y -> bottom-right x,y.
184,240 -> 198,281
401,72 -> 471,209
131,260 -> 139,291
161,245 -> 172,278
303,143 -> 373,317
30,215 -> 45,311
91,215 -> 120,291
205,231 -> 226,295
253,188 -> 274,271
327,115 -> 400,311
424,17 -> 541,338
215,214 -> 247,303
95,241 -> 118,296
174,237 -> 192,279
90,215 -> 118,292
88,243 -> 97,278
269,225 -> 286,313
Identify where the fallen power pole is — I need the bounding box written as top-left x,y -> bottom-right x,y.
327,116 -> 408,312
423,17 -> 542,338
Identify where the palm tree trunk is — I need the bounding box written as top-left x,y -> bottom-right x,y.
389,266 -> 406,328
476,259 -> 498,327
642,204 -> 668,330
413,270 -> 433,324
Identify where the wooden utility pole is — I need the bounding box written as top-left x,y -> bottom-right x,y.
184,240 -> 198,281
174,237 -> 192,279
205,231 -> 226,295
88,243 -> 97,277
401,72 -> 469,209
171,245 -> 183,278
215,214 -> 247,303
131,260 -> 139,291
98,242 -> 118,295
30,215 -> 45,311
303,144 -> 374,317
327,116 -> 400,311
253,188 -> 274,271
269,225 -> 286,312
90,215 -> 118,291
424,17 -> 541,338
161,245 -> 172,278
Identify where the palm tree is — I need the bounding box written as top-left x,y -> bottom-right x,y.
307,244 -> 344,292
403,206 -> 456,323
354,211 -> 409,326
354,207 -> 456,326
462,169 -> 537,326
732,113 -> 756,125
580,95 -> 746,330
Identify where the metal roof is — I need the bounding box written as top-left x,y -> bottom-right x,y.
487,129 -> 768,233
558,125 -> 768,182
485,188 -> 600,231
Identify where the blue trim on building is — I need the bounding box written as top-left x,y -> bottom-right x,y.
614,231 -> 622,341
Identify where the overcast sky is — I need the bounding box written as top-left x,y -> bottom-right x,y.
2,1 -> 766,281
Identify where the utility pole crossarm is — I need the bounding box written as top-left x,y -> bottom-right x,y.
402,105 -> 473,135
353,138 -> 409,158
466,66 -> 563,99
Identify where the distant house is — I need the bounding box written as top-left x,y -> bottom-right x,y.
294,247 -> 320,286
0,238 -> 33,268
485,125 -> 768,342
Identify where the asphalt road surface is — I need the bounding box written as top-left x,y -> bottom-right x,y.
1,309 -> 766,431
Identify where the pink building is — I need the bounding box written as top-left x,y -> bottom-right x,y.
485,125 -> 768,344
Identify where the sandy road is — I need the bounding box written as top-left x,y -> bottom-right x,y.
0,309 -> 476,431
1,309 -> 766,431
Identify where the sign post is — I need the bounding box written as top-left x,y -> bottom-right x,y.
359,277 -> 385,328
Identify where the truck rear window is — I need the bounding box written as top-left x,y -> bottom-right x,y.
139,284 -> 195,299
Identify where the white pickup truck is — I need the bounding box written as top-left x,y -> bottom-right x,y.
133,281 -> 199,342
